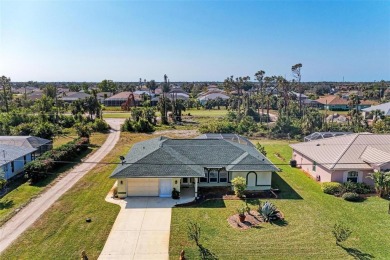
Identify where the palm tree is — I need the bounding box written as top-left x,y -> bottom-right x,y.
372,109 -> 384,123
368,171 -> 390,197
255,70 -> 265,122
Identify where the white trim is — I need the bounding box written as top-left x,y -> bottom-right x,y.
343,170 -> 363,183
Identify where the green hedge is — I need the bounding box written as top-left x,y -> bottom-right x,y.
25,137 -> 89,183
321,182 -> 342,195
342,192 -> 362,202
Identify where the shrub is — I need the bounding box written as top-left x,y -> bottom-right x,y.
332,223 -> 352,245
342,181 -> 372,194
259,201 -> 279,222
231,177 -> 246,197
172,188 -> 180,199
122,118 -> 155,133
321,182 -> 342,195
199,120 -> 235,134
92,118 -> 110,132
24,137 -> 89,183
342,192 -> 362,202
58,115 -> 76,128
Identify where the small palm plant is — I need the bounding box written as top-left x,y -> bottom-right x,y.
259,201 -> 279,222
332,223 -> 352,245
367,171 -> 390,197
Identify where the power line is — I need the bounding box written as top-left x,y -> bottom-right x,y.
1,158 -> 389,167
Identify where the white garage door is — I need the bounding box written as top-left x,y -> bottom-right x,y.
127,178 -> 159,196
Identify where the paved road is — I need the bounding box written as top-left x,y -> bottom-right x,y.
0,118 -> 124,253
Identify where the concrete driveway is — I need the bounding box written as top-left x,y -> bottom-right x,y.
99,193 -> 194,260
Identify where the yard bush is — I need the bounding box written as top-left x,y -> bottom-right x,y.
342,192 -> 362,202
25,137 -> 89,183
199,120 -> 235,134
231,176 -> 246,197
321,182 -> 342,195
91,118 -> 110,132
122,118 -> 155,133
342,181 -> 372,194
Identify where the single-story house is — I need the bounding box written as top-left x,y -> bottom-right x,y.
316,95 -> 373,111
0,144 -> 36,180
0,136 -> 52,156
111,136 -> 278,198
198,92 -> 229,105
362,101 -> 390,117
290,133 -> 390,186
303,132 -> 352,142
59,92 -> 91,103
104,91 -> 148,107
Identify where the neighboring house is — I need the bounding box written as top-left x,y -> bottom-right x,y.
26,91 -> 44,101
104,92 -> 138,107
97,92 -> 113,103
316,95 -> 373,111
111,136 -> 278,198
290,133 -> 390,186
290,91 -> 308,100
198,92 -> 229,105
362,101 -> 390,117
0,144 -> 36,180
303,132 -> 353,142
59,92 -> 91,103
0,136 -> 52,156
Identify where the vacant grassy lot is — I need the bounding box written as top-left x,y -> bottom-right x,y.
0,132 -> 108,227
169,141 -> 390,259
102,112 -> 131,119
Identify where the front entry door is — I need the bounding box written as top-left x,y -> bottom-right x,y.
159,179 -> 172,198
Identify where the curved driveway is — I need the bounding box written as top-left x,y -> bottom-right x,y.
0,118 -> 124,253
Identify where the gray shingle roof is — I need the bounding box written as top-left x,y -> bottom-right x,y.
290,133 -> 390,170
111,137 -> 278,178
0,136 -> 51,149
0,144 -> 36,167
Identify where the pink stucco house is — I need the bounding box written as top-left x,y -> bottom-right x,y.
290,133 -> 390,186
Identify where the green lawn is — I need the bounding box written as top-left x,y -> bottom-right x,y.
0,132 -> 108,227
0,133 -> 153,259
169,142 -> 390,259
102,112 -> 131,119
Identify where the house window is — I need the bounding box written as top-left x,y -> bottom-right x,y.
11,161 -> 14,173
347,171 -> 358,183
312,161 -> 317,172
200,169 -> 208,183
24,155 -> 27,165
219,170 -> 227,183
182,177 -> 188,184
209,169 -> 218,183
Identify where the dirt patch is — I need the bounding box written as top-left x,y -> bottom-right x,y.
227,211 -> 263,230
153,129 -> 199,139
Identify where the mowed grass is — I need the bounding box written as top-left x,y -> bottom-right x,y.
169,141 -> 390,259
0,133 -> 154,259
0,132 -> 108,226
102,112 -> 131,119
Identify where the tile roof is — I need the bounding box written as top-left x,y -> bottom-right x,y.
0,144 -> 36,167
111,137 -> 278,178
60,92 -> 91,100
290,133 -> 390,170
316,95 -> 373,106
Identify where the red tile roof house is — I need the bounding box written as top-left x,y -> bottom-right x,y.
290,133 -> 390,186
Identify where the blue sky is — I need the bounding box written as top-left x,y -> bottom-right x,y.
0,0 -> 389,82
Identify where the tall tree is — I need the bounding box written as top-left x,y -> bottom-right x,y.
0,76 -> 11,113
291,63 -> 303,115
255,70 -> 265,122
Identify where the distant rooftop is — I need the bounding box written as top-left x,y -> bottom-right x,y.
195,133 -> 254,147
304,132 -> 353,142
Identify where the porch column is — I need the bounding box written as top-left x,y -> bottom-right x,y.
194,177 -> 198,198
